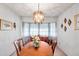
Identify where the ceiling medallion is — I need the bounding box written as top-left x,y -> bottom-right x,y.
33,4 -> 44,23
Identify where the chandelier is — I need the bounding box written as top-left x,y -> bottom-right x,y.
33,4 -> 44,23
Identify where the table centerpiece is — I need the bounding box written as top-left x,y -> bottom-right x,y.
32,35 -> 40,48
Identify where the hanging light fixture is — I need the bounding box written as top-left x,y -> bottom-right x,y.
33,3 -> 44,23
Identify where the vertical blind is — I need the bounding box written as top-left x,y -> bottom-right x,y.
23,22 -> 56,37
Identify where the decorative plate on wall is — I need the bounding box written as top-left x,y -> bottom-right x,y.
64,18 -> 67,23
13,22 -> 16,29
64,26 -> 67,32
68,19 -> 72,26
61,24 -> 63,28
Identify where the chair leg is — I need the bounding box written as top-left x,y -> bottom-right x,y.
51,43 -> 57,55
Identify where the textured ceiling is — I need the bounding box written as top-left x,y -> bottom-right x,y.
5,3 -> 74,17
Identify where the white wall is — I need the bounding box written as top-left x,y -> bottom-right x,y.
0,4 -> 21,56
57,4 -> 79,56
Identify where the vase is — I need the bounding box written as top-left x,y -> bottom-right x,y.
33,40 -> 40,48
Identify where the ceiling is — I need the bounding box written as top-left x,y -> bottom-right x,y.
4,3 -> 74,17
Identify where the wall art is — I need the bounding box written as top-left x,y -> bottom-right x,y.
74,14 -> 79,30
0,19 -> 12,31
64,26 -> 67,32
64,18 -> 67,23
61,24 -> 63,28
68,19 -> 72,26
13,22 -> 16,29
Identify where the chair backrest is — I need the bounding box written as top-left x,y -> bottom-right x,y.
14,39 -> 24,56
18,39 -> 24,47
47,39 -> 52,45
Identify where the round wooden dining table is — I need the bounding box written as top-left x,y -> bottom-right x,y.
19,41 -> 53,56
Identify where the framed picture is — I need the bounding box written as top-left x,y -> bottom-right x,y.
74,14 -> 79,30
0,19 -> 13,31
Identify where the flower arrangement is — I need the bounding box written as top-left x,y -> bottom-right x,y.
31,35 -> 40,48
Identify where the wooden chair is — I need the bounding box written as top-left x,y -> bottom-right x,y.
47,39 -> 52,46
51,39 -> 57,55
14,39 -> 24,56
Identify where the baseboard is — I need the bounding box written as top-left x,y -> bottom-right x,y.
9,51 -> 16,56
57,46 -> 68,56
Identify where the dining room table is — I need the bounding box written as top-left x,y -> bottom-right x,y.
19,41 -> 53,56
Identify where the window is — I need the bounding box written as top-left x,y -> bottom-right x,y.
23,22 -> 56,37
23,23 -> 29,36
50,23 -> 56,37
30,24 -> 38,36
40,24 -> 48,36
